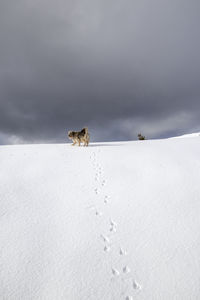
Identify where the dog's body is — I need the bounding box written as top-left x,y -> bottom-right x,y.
138,133 -> 146,140
68,127 -> 90,146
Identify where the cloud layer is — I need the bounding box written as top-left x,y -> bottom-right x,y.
0,0 -> 200,144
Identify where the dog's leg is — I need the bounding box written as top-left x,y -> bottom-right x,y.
72,139 -> 76,146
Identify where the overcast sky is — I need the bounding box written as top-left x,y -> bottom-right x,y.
0,0 -> 200,144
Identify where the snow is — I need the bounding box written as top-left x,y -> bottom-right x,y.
0,136 -> 200,299
170,132 -> 200,138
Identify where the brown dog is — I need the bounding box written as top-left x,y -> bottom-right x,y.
68,127 -> 90,146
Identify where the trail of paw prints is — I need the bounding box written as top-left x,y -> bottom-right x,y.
110,242 -> 142,299
103,210 -> 142,296
90,150 -> 142,299
110,263 -> 142,299
110,262 -> 142,299
122,281 -> 142,300
89,150 -> 107,218
100,216 -> 142,298
91,151 -> 107,205
89,152 -> 107,222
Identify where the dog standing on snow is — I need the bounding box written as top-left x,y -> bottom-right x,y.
68,127 -> 90,146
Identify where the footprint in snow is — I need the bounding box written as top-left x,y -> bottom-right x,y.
104,245 -> 111,252
95,211 -> 102,216
109,219 -> 117,232
110,219 -> 117,227
110,226 -> 117,233
100,234 -> 110,243
133,280 -> 142,290
104,196 -> 109,204
123,266 -> 131,274
112,268 -> 120,276
125,296 -> 133,300
119,248 -> 127,256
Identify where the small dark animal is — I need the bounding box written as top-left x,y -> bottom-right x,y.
138,133 -> 146,140
68,127 -> 90,146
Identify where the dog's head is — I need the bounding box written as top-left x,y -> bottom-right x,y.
68,131 -> 74,139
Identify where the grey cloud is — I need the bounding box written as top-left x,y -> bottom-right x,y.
0,0 -> 200,144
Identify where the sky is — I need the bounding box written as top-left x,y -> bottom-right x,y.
0,0 -> 200,144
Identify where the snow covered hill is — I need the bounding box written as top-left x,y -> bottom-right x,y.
1,136 -> 200,300
171,132 -> 200,139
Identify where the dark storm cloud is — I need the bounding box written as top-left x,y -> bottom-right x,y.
0,0 -> 200,144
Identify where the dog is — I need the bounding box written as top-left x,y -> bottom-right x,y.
68,127 -> 90,146
138,133 -> 146,140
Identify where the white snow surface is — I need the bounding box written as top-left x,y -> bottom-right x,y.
1,136 -> 200,300
171,132 -> 200,139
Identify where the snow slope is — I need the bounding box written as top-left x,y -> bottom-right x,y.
0,136 -> 200,300
171,132 -> 200,139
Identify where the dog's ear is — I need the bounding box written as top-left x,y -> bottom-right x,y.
83,127 -> 88,133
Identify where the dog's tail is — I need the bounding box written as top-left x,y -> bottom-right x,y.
83,127 -> 88,134
81,127 -> 88,135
